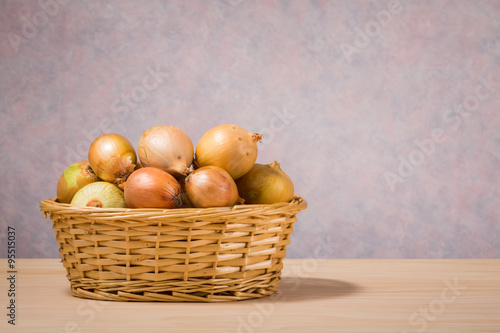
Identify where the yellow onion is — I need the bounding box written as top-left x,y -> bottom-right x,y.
195,124 -> 262,179
71,182 -> 127,208
235,161 -> 294,204
56,161 -> 98,203
184,166 -> 243,208
123,167 -> 181,208
88,133 -> 137,185
138,125 -> 194,177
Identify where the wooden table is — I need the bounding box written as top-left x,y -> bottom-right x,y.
1,259 -> 499,332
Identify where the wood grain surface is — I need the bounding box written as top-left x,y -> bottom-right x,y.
1,259 -> 499,332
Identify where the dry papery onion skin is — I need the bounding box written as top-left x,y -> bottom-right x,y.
123,167 -> 182,209
57,161 -> 98,204
138,125 -> 194,177
88,133 -> 137,185
236,161 -> 295,204
70,181 -> 127,208
195,124 -> 263,179
185,166 -> 243,208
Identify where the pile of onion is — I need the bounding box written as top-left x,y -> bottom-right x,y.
184,166 -> 243,208
123,167 -> 182,208
57,124 -> 298,210
88,133 -> 137,185
195,124 -> 262,179
138,125 -> 194,177
235,161 -> 294,204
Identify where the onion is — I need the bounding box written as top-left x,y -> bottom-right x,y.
57,161 -> 98,203
195,124 -> 262,179
123,167 -> 182,208
235,161 -> 294,204
88,133 -> 137,185
138,125 -> 194,177
71,182 -> 127,208
184,166 -> 243,208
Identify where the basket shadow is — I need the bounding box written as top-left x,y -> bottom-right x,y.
269,277 -> 360,302
59,277 -> 359,303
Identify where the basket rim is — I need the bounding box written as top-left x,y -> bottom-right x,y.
40,195 -> 307,216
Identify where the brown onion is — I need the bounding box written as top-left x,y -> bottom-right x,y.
184,166 -> 243,208
71,182 -> 127,208
123,167 -> 181,208
235,161 -> 294,204
138,125 -> 194,177
88,133 -> 136,185
57,161 -> 98,203
195,124 -> 262,179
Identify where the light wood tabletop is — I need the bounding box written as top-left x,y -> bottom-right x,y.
1,259 -> 499,332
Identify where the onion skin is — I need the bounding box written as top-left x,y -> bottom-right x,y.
71,182 -> 127,208
195,124 -> 262,179
88,133 -> 137,185
185,166 -> 243,208
123,167 -> 182,208
235,161 -> 294,204
57,161 -> 98,203
138,125 -> 194,177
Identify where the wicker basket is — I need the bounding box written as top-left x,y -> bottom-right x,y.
39,196 -> 306,302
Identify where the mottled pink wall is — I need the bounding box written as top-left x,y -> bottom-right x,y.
0,0 -> 499,258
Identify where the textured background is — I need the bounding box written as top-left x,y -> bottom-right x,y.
0,0 -> 499,258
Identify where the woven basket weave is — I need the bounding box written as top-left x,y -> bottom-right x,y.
39,196 -> 306,302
